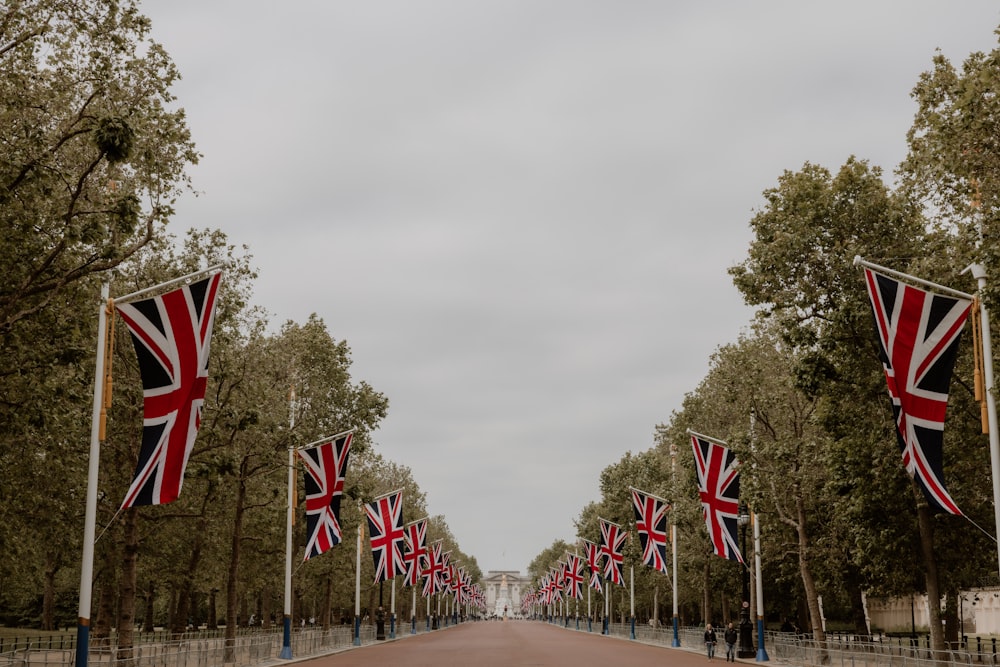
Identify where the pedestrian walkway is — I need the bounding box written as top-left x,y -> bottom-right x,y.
284,620 -> 736,667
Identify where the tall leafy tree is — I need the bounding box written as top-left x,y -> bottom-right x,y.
0,0 -> 198,334
729,157 -> 969,652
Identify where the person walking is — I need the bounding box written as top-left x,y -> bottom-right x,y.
724,622 -> 738,662
704,623 -> 718,660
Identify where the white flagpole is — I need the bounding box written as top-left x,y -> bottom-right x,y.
76,282 -> 110,667
390,578 -> 396,638
967,264 -> 1000,578
587,582 -> 592,631
672,524 -> 680,647
354,520 -> 362,645
629,565 -> 635,639
411,587 -> 417,634
280,388 -> 295,660
753,512 -> 769,661
670,443 -> 680,647
112,264 -> 225,305
604,582 -> 610,634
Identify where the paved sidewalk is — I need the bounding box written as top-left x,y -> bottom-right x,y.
280,621 -> 758,667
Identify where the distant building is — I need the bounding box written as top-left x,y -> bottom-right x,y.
482,570 -> 530,616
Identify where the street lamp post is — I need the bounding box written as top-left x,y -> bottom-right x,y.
738,503 -> 755,659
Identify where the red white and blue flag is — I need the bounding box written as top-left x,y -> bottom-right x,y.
631,486 -> 670,574
402,517 -> 428,587
365,490 -> 406,583
583,539 -> 603,593
598,518 -> 627,585
690,433 -> 742,562
116,271 -> 222,508
422,540 -> 444,597
863,266 -> 971,515
564,553 -> 584,600
298,432 -> 353,560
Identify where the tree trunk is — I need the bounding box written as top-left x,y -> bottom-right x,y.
116,507 -> 139,662
261,586 -> 271,629
94,564 -> 115,644
942,587 -> 959,647
42,552 -> 59,631
794,492 -> 827,663
225,474 -> 248,663
174,505 -> 210,635
321,576 -> 333,629
847,577 -> 869,637
143,580 -> 155,632
914,482 -> 945,656
703,556 -> 712,625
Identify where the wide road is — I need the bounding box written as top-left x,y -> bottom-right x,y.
293,621 -> 723,666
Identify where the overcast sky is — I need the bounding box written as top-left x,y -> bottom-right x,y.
143,2 -> 1000,575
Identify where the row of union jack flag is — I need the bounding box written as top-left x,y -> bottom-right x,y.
110,261 -> 976,611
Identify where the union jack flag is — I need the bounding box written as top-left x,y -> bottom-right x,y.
691,433 -> 742,562
447,563 -> 460,597
298,432 -> 353,560
598,518 -> 627,585
422,540 -> 444,597
457,567 -> 471,604
564,553 -> 584,600
583,539 -> 603,593
863,266 -> 972,515
631,486 -> 670,574
550,566 -> 563,603
402,517 -> 428,587
116,272 -> 222,508
365,490 -> 406,583
440,551 -> 453,593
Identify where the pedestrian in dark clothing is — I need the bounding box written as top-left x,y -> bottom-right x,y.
724,622 -> 738,661
704,624 -> 718,660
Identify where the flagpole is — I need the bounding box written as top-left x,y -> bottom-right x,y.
672,524 -> 680,646
587,584 -> 591,632
411,587 -> 417,635
280,388 -> 296,660
671,443 -> 680,647
629,565 -> 635,640
686,428 -> 728,446
855,256 -> 974,300
753,512 -> 769,661
390,578 -> 396,638
603,583 -> 610,635
76,282 -> 110,667
967,263 -> 1000,578
354,519 -> 362,645
113,264 -> 225,305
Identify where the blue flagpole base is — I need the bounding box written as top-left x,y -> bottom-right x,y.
353,617 -> 361,646
756,619 -> 769,661
672,617 -> 681,647
630,616 -> 636,640
411,617 -> 416,635
76,622 -> 90,667
587,618 -> 592,632
390,615 -> 395,639
602,618 -> 608,635
576,616 -> 580,631
279,617 -> 292,659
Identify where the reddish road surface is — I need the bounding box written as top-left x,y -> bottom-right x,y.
292,621 -> 726,667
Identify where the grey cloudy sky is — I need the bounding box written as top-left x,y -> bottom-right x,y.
143,2 -> 1000,574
